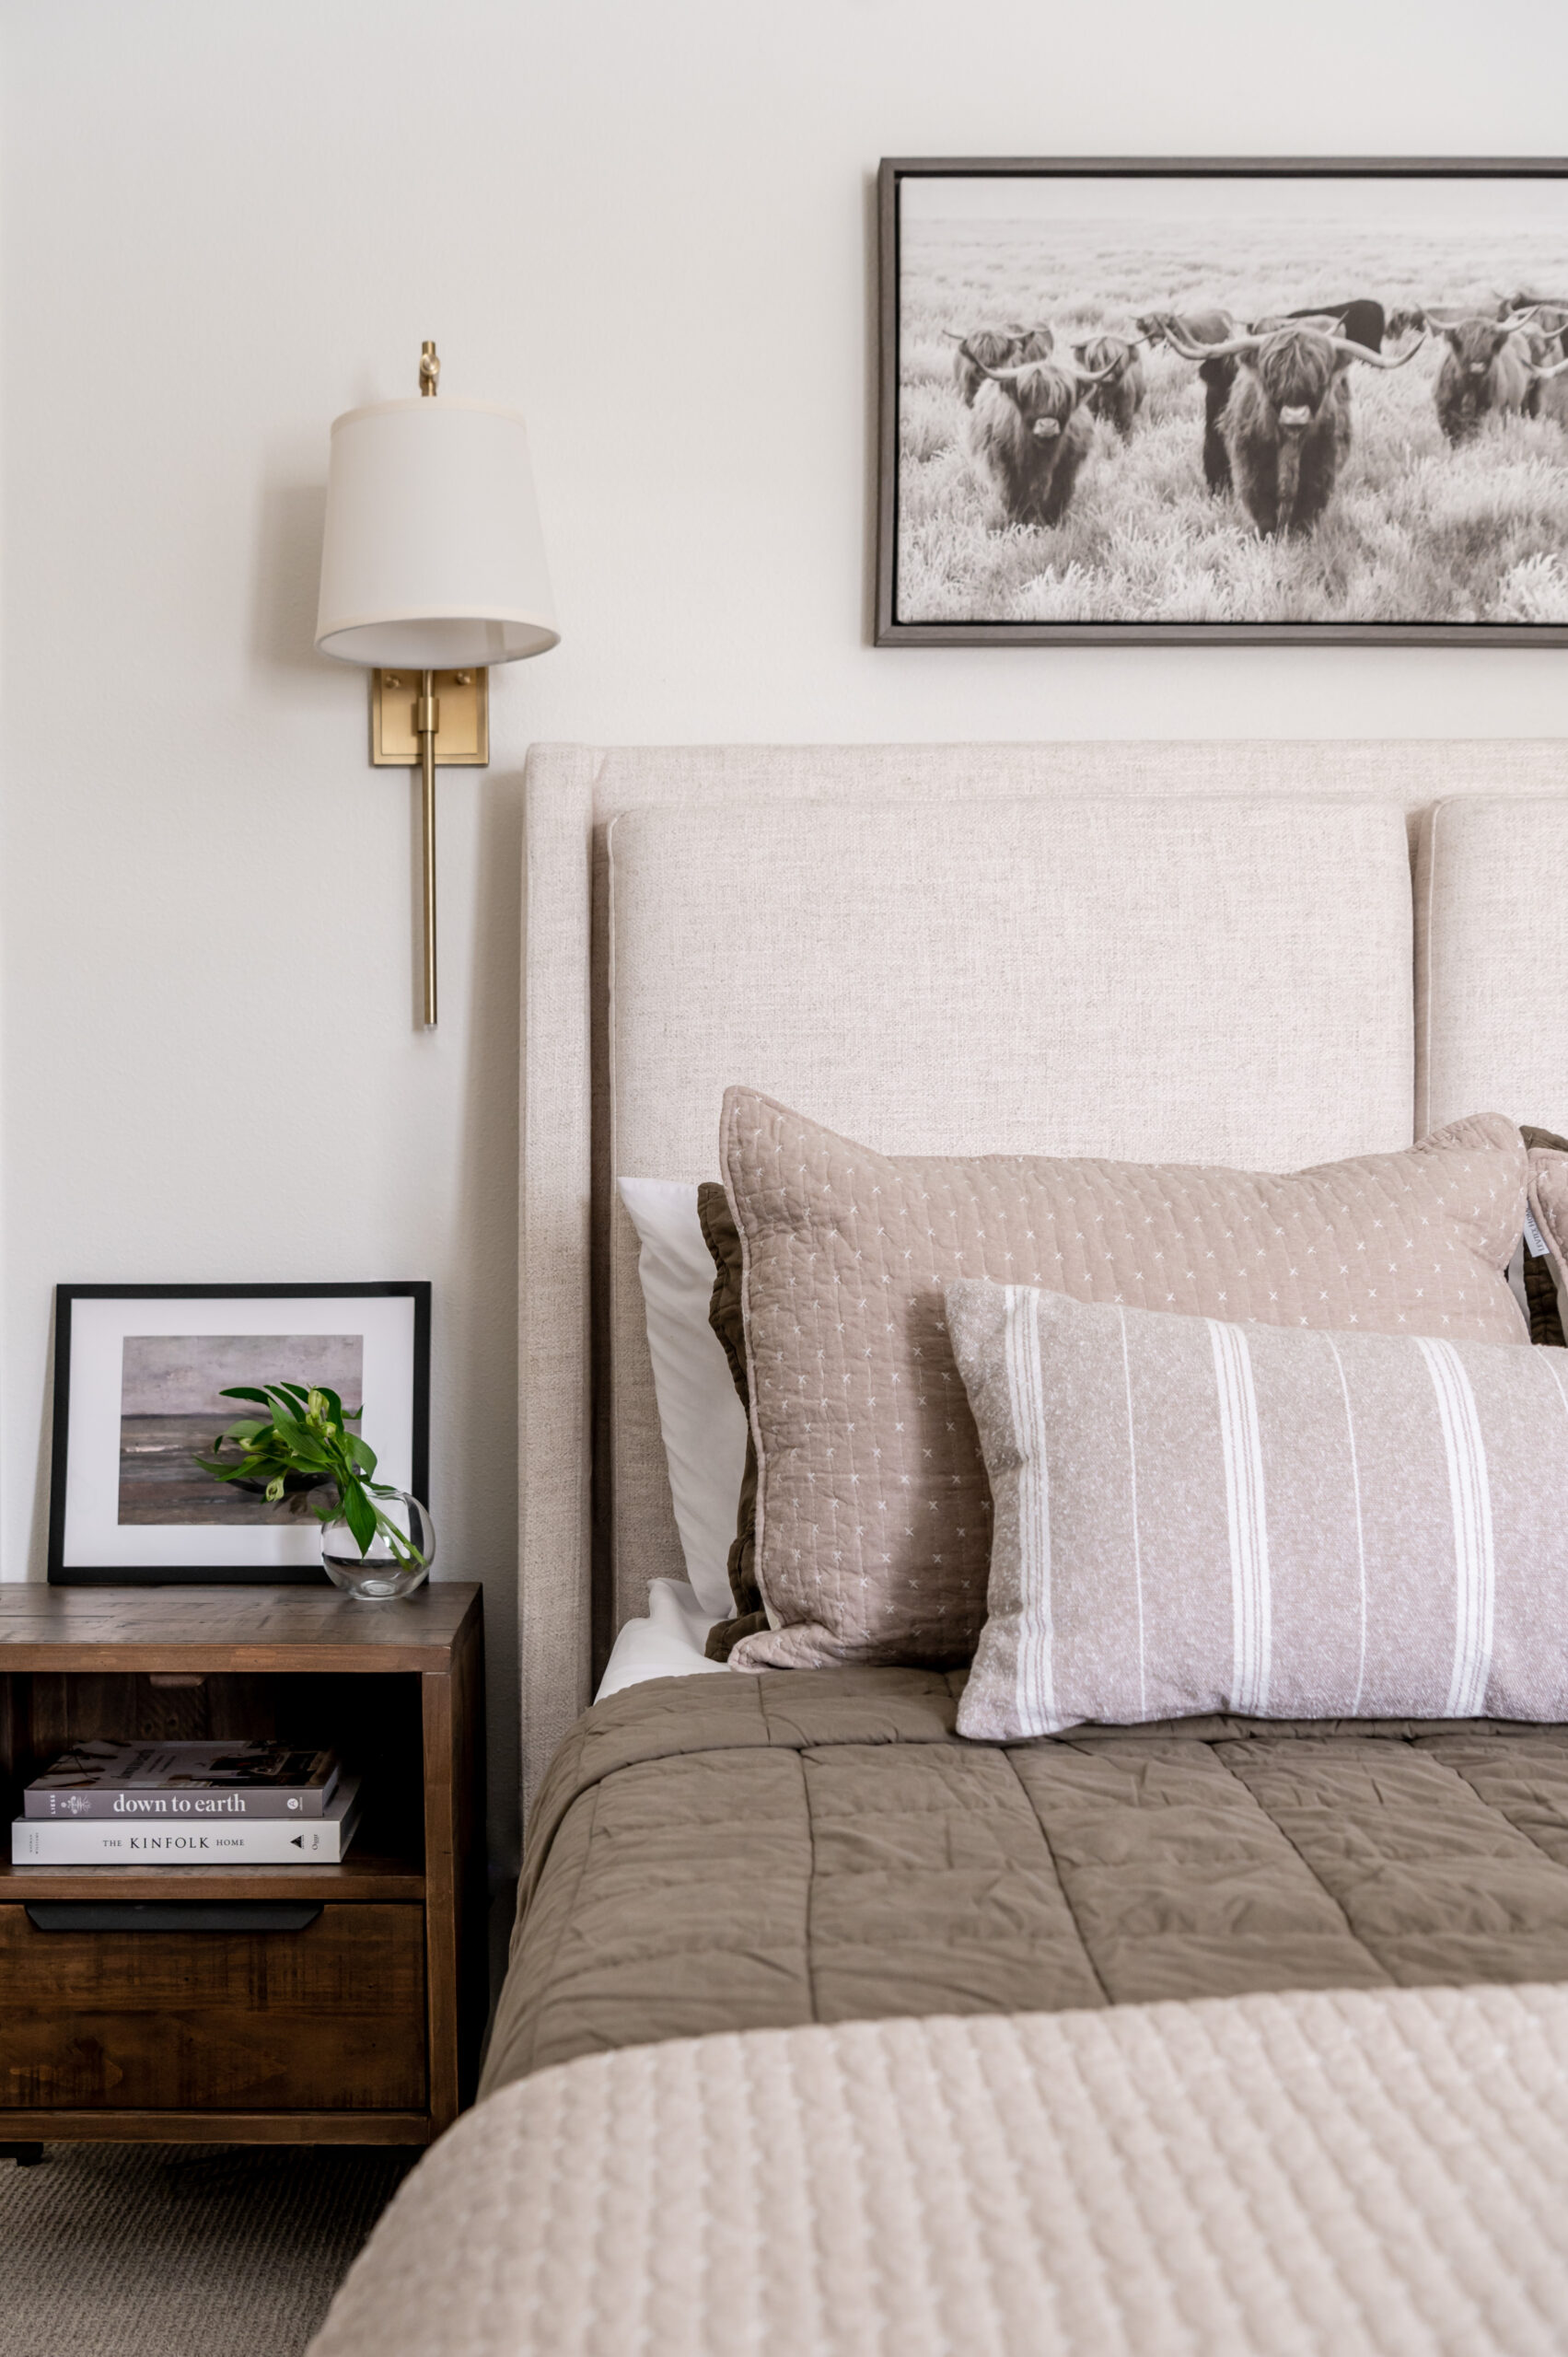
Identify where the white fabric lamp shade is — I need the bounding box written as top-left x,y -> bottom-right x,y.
315,396 -> 559,668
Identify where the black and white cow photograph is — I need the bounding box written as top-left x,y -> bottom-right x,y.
879,163 -> 1568,641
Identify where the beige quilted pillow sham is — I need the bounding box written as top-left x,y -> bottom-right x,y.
950,1280 -> 1568,1740
720,1090 -> 1529,1673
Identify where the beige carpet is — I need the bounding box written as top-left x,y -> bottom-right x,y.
0,2142 -> 416,2357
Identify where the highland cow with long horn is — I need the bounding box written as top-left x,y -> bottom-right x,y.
1161,320 -> 1424,535
964,349 -> 1121,528
1434,309 -> 1549,441
1496,296 -> 1568,415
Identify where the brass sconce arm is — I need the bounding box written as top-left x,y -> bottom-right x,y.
370,665 -> 490,1028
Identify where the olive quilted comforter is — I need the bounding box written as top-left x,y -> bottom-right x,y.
480,1667 -> 1568,2094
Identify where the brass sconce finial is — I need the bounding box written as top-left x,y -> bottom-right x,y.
419,341 -> 440,398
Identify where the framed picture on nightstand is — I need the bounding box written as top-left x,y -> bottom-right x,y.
48,1282 -> 431,1585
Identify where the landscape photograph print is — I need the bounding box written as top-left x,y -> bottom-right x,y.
118,1331 -> 365,1526
877,160 -> 1568,643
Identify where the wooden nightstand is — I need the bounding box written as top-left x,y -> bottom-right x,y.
0,1584 -> 484,2154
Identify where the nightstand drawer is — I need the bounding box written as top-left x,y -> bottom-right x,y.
0,1902 -> 426,2111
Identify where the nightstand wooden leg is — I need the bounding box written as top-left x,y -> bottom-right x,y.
423,1615 -> 485,2133
423,1669 -> 459,2133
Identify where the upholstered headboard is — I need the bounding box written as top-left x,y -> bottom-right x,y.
518,740 -> 1568,1808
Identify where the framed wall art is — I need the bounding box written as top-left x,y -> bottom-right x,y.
876,157 -> 1568,645
48,1282 -> 431,1585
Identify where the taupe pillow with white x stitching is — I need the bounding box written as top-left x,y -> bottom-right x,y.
720,1090 -> 1529,1674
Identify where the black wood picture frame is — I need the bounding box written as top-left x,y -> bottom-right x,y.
876,156 -> 1568,645
48,1282 -> 432,1585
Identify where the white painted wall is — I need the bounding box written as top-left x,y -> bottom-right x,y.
4,0 -> 1567,1876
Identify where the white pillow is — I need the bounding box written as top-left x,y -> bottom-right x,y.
617,1178 -> 749,1618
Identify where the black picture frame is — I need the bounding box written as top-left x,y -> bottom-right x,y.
48,1282 -> 432,1586
876,156 -> 1568,645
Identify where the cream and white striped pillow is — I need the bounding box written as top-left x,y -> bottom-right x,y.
948,1280 -> 1568,1743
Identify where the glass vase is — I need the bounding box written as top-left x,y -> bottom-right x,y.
320,1486 -> 435,1602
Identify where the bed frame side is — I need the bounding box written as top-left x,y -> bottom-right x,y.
519,745 -> 599,1810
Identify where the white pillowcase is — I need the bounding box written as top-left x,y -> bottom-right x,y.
594,1579 -> 731,1701
617,1178 -> 749,1618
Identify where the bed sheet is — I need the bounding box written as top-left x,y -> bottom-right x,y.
593,1577 -> 729,1701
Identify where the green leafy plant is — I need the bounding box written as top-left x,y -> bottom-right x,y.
196,1384 -> 424,1568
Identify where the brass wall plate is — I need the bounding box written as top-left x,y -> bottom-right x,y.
371,668 -> 490,766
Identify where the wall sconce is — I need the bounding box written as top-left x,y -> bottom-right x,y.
314,343 -> 559,1026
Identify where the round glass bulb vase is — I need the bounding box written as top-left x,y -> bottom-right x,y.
320,1487 -> 435,1602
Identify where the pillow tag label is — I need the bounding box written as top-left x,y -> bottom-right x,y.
1525,1204 -> 1551,1260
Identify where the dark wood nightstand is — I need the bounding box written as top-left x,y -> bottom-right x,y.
0,1584 -> 484,2154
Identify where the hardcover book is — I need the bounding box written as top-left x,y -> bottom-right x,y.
25,1739 -> 341,1819
12,1776 -> 362,1864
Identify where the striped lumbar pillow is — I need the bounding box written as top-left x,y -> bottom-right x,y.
948,1279 -> 1568,1742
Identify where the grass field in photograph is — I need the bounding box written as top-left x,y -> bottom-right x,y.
897,217 -> 1568,625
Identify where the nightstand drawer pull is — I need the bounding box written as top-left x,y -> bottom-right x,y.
23,1902 -> 323,1934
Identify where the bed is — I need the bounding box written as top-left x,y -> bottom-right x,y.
313,741 -> 1568,2357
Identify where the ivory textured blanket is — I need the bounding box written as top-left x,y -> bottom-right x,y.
480,1668 -> 1568,2095
314,1983 -> 1568,2356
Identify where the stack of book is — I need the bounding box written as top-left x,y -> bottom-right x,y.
11,1739 -> 363,1864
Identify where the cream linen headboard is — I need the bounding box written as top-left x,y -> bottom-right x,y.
518,739 -> 1568,1809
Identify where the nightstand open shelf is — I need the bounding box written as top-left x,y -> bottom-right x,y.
0,1585 -> 484,2148
0,1849 -> 425,1901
